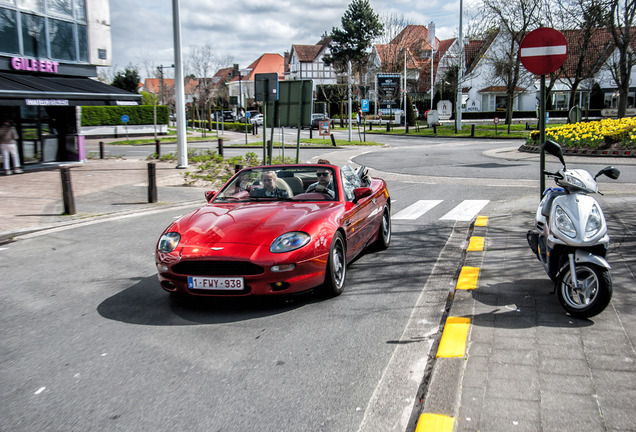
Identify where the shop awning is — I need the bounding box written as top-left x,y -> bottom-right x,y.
0,72 -> 142,106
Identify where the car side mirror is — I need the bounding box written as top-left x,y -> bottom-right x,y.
353,187 -> 372,202
205,191 -> 217,202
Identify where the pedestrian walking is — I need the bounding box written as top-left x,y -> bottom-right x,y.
0,119 -> 22,175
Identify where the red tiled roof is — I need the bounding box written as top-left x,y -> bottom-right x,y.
292,45 -> 323,62
230,53 -> 285,82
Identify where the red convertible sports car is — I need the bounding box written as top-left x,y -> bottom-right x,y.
155,163 -> 391,297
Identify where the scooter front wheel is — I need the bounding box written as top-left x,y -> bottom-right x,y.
556,263 -> 612,318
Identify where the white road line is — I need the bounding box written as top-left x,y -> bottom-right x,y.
439,199 -> 489,221
392,200 -> 442,220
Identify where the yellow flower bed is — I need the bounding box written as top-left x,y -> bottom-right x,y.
528,117 -> 636,148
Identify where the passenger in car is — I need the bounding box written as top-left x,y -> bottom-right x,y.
250,171 -> 289,198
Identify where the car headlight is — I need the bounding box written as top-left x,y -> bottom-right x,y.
555,206 -> 576,238
270,232 -> 310,253
585,204 -> 602,239
158,232 -> 181,252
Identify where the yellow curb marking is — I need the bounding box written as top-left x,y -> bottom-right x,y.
475,215 -> 489,226
467,236 -> 485,252
436,316 -> 471,358
416,413 -> 455,432
456,266 -> 480,290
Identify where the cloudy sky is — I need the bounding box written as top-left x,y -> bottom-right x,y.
108,0 -> 475,79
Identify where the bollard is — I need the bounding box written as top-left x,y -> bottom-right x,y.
471,124 -> 475,137
155,139 -> 161,158
330,133 -> 337,147
433,124 -> 437,134
218,138 -> 224,157
386,122 -> 390,132
254,124 -> 258,135
99,141 -> 104,159
148,162 -> 157,203
60,167 -> 76,215
369,122 -> 372,130
234,164 -> 243,173
309,127 -> 313,139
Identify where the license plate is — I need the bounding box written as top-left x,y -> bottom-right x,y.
187,276 -> 244,290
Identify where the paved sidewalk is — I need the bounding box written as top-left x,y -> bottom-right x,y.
421,194 -> 636,432
0,158 -> 206,241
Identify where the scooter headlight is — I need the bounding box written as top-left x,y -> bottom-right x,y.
564,174 -> 585,189
555,205 -> 576,238
585,204 -> 602,239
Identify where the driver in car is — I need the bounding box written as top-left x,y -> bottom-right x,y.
306,163 -> 335,198
250,171 -> 289,198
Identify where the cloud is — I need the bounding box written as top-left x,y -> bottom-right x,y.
109,0 -> 465,78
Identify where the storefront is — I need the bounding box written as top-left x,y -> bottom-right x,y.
0,59 -> 140,165
0,0 -> 140,166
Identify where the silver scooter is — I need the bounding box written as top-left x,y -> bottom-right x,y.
527,140 -> 620,318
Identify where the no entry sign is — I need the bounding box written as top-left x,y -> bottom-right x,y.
519,27 -> 568,75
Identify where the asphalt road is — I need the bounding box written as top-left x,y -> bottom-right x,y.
2,134 -> 635,431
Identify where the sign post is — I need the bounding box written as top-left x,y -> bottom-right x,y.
519,27 -> 568,198
121,114 -> 130,141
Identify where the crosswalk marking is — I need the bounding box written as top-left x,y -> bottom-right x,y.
439,200 -> 490,221
393,200 -> 442,220
393,199 -> 490,222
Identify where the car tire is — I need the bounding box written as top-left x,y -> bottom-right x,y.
321,232 -> 347,297
372,205 -> 391,251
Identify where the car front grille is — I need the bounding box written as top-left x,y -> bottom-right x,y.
172,260 -> 264,276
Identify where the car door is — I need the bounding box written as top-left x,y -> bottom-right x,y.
339,166 -> 375,258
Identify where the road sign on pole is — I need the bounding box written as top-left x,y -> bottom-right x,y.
519,27 -> 568,76
520,27 -> 568,199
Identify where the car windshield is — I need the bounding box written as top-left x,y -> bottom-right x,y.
213,166 -> 338,202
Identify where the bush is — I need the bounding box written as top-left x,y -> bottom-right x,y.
81,105 -> 169,126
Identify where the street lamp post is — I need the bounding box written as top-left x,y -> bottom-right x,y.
172,0 -> 187,169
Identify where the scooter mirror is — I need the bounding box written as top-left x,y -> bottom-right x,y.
542,140 -> 566,168
595,166 -> 620,180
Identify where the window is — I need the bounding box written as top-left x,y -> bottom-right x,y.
48,18 -> 75,60
18,0 -> 43,13
0,1 -> 88,62
47,0 -> 72,18
22,13 -> 46,57
0,7 -> 19,54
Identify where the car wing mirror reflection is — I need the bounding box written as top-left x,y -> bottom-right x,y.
205,191 -> 217,202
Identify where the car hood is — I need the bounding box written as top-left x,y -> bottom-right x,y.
175,201 -> 340,247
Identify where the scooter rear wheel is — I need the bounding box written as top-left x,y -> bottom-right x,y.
556,263 -> 612,318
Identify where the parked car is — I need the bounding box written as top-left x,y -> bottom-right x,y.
310,113 -> 329,129
238,110 -> 260,123
250,113 -> 263,126
155,164 -> 391,298
214,111 -> 235,122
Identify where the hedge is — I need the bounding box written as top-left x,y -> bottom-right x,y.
81,105 -> 169,126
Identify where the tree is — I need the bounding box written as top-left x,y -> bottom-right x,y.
551,0 -> 606,113
324,0 -> 384,82
479,0 -> 544,128
111,66 -> 140,93
603,0 -> 636,118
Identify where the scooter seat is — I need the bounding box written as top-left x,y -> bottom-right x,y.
541,187 -> 565,218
